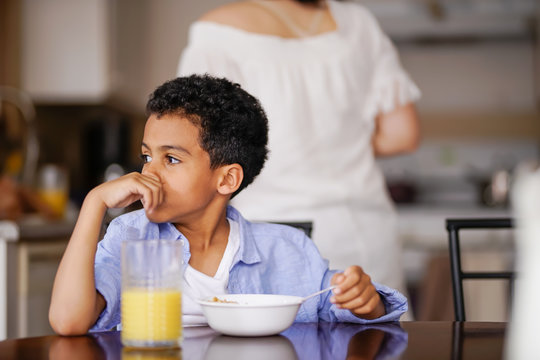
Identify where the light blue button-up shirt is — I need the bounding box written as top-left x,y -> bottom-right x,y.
92,206 -> 407,331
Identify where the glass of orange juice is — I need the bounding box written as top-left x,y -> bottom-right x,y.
37,164 -> 69,218
121,239 -> 183,349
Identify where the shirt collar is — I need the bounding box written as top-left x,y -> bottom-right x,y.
226,205 -> 261,265
159,221 -> 185,240
156,206 -> 260,265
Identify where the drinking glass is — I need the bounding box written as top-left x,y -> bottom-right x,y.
37,164 -> 69,218
121,239 -> 183,348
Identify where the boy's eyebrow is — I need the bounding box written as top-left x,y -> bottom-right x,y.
141,142 -> 192,155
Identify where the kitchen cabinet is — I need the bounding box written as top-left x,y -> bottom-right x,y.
21,0 -> 110,103
0,221 -> 17,340
360,0 -> 537,41
0,217 -> 75,339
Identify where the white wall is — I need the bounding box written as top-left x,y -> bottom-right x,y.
19,0 -> 539,126
21,0 -> 110,103
19,0 -> 229,107
399,42 -> 536,113
109,0 -> 230,113
111,0 -> 538,118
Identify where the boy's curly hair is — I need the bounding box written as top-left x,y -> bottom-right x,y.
146,74 -> 269,197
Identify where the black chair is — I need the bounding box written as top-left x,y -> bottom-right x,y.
446,218 -> 515,322
272,221 -> 313,238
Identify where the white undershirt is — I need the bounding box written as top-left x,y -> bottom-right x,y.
182,218 -> 240,326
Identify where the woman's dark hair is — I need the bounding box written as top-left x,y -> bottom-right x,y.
146,74 -> 269,197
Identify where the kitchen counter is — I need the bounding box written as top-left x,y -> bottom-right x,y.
396,203 -> 512,250
0,214 -> 77,340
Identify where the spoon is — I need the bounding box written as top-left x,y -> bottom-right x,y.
301,285 -> 337,302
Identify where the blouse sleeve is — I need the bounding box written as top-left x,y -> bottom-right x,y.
361,10 -> 421,121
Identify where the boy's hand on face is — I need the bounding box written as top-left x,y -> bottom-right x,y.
91,172 -> 164,213
330,265 -> 385,320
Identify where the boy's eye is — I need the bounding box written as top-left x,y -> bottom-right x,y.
140,154 -> 152,163
167,156 -> 180,164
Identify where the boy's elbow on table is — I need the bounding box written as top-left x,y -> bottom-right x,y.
49,307 -> 94,336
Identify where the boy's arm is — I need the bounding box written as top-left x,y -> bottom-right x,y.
49,191 -> 108,335
49,172 -> 162,335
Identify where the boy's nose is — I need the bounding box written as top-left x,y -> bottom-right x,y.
141,163 -> 161,181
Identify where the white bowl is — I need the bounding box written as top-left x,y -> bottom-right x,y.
197,294 -> 303,337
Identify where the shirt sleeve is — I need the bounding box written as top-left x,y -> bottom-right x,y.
295,230 -> 408,323
316,265 -> 408,323
360,9 -> 421,122
325,281 -> 409,324
90,219 -> 125,332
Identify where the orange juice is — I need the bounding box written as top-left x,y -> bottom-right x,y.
122,289 -> 182,347
38,189 -> 68,217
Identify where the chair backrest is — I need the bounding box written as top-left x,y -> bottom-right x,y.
446,218 -> 515,321
271,221 -> 313,238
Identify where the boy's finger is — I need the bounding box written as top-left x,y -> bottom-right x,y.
335,284 -> 377,309
158,186 -> 164,207
138,181 -> 161,211
334,267 -> 363,295
331,285 -> 362,304
333,279 -> 370,304
136,176 -> 164,211
350,293 -> 382,315
141,173 -> 162,186
140,188 -> 153,211
331,273 -> 346,292
332,274 -> 372,303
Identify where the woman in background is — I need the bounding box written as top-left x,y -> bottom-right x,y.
178,0 -> 420,314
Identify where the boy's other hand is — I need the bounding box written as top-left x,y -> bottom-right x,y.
330,265 -> 385,320
91,172 -> 163,213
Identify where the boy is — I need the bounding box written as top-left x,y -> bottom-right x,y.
49,75 -> 407,335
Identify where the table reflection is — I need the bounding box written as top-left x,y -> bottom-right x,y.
122,348 -> 182,360
205,335 -> 296,360
49,335 -> 107,360
46,322 -> 407,360
281,322 -> 407,360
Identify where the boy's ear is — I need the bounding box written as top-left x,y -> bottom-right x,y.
217,164 -> 243,195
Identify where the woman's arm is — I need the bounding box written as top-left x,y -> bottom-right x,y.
372,102 -> 420,157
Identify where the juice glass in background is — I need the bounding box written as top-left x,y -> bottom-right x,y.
37,164 -> 69,218
121,239 -> 183,348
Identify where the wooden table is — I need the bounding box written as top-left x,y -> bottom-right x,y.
0,321 -> 507,360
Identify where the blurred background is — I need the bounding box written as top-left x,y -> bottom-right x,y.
0,0 -> 539,338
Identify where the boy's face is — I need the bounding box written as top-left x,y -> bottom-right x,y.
140,113 -> 221,224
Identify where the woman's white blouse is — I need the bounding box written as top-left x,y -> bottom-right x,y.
178,1 -> 420,295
